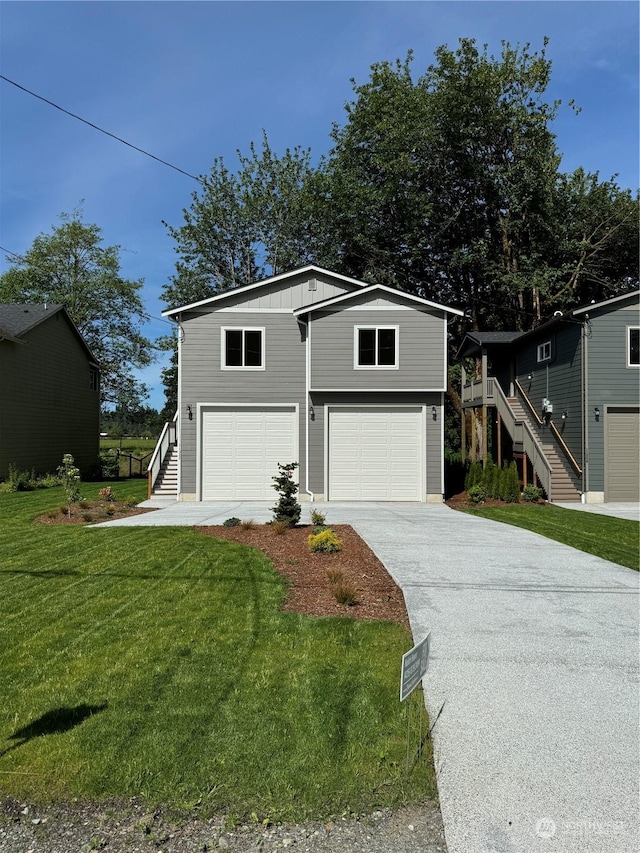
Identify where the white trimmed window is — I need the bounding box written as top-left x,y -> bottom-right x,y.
537,340 -> 552,362
628,327 -> 640,367
355,326 -> 398,368
222,327 -> 265,369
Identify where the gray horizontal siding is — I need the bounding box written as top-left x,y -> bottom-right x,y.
0,313 -> 99,478
179,311 -> 306,495
310,306 -> 445,390
586,300 -> 640,492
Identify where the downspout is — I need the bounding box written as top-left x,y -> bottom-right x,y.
298,316 -> 314,501
582,318 -> 589,500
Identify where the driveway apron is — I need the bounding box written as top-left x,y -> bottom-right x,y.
98,500 -> 640,853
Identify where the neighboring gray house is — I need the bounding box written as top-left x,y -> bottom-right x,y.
0,304 -> 100,479
154,266 -> 462,502
458,290 -> 640,503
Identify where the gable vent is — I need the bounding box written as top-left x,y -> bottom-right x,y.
308,277 -> 317,291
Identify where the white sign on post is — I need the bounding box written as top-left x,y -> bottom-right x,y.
400,633 -> 430,702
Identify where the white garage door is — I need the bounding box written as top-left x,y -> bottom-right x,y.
201,406 -> 297,500
328,407 -> 423,501
606,406 -> 640,502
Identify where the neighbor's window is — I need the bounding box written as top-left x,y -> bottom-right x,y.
628,327 -> 640,367
222,328 -> 264,369
355,326 -> 398,368
537,340 -> 552,362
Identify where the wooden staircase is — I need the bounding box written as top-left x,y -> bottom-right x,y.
507,397 -> 581,501
151,444 -> 178,497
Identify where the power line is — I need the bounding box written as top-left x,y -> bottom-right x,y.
0,74 -> 204,184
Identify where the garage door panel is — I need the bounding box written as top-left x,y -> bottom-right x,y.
202,407 -> 297,500
328,407 -> 423,501
606,407 -> 639,502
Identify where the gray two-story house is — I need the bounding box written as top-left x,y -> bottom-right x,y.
458,290 -> 639,503
155,266 -> 462,502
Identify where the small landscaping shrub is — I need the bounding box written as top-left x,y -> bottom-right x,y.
56,453 -> 82,518
467,484 -> 486,504
104,507 -> 115,517
100,450 -> 120,480
79,500 -> 91,509
464,461 -> 483,491
271,520 -> 290,535
500,461 -> 520,503
82,513 -> 93,522
99,487 -> 116,502
326,569 -> 344,584
240,519 -> 255,530
6,464 -> 33,492
125,497 -> 139,507
309,528 -> 343,553
37,473 -> 60,489
312,525 -> 330,535
522,484 -> 543,502
310,509 -> 327,527
271,462 -> 301,527
223,517 -> 241,527
333,583 -> 358,606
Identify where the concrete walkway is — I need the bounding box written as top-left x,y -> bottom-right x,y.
96,501 -> 639,853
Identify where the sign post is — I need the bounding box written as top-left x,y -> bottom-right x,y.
400,632 -> 430,702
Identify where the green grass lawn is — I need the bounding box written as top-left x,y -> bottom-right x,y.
0,481 -> 434,821
460,503 -> 639,570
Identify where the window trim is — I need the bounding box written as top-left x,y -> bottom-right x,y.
537,340 -> 552,363
221,326 -> 265,370
627,326 -> 640,368
89,366 -> 99,392
354,325 -> 399,370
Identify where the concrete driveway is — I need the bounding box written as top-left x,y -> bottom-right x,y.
97,500 -> 639,853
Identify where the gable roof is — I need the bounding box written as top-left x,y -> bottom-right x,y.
456,330 -> 524,359
0,303 -> 65,336
0,303 -> 99,365
162,265 -> 370,317
572,289 -> 640,316
293,282 -> 464,317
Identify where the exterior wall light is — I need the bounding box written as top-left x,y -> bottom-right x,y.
527,373 -> 533,381
187,405 -> 193,421
594,407 -> 600,421
309,405 -> 315,421
431,405 -> 437,421
561,410 -> 568,420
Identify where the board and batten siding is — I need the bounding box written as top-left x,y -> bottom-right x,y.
515,323 -> 583,467
309,303 -> 446,391
0,312 -> 99,478
212,270 -> 358,312
585,299 -> 640,495
178,310 -> 306,496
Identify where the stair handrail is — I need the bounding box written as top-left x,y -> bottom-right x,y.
514,379 -> 582,475
493,381 -> 553,500
147,414 -> 177,497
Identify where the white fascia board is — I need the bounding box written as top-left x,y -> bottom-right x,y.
294,283 -> 464,317
310,387 -> 447,392
573,289 -> 640,316
162,265 -> 369,318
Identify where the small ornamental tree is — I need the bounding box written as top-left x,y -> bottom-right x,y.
57,453 -> 82,517
271,462 -> 301,527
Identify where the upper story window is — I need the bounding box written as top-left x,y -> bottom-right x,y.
222,327 -> 265,369
89,366 -> 99,391
537,340 -> 552,363
628,327 -> 640,367
355,326 -> 398,369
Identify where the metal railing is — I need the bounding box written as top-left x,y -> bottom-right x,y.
493,381 -> 553,500
147,414 -> 177,497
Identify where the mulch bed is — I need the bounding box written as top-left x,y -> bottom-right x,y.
34,500 -> 155,525
197,523 -> 410,628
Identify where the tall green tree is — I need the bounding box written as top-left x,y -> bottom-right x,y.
162,132 -> 322,310
0,208 -> 154,407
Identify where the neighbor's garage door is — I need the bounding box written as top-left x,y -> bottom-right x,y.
606,406 -> 640,502
328,407 -> 423,501
201,406 -> 297,500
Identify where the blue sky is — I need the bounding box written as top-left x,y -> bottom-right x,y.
1,1 -> 638,411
